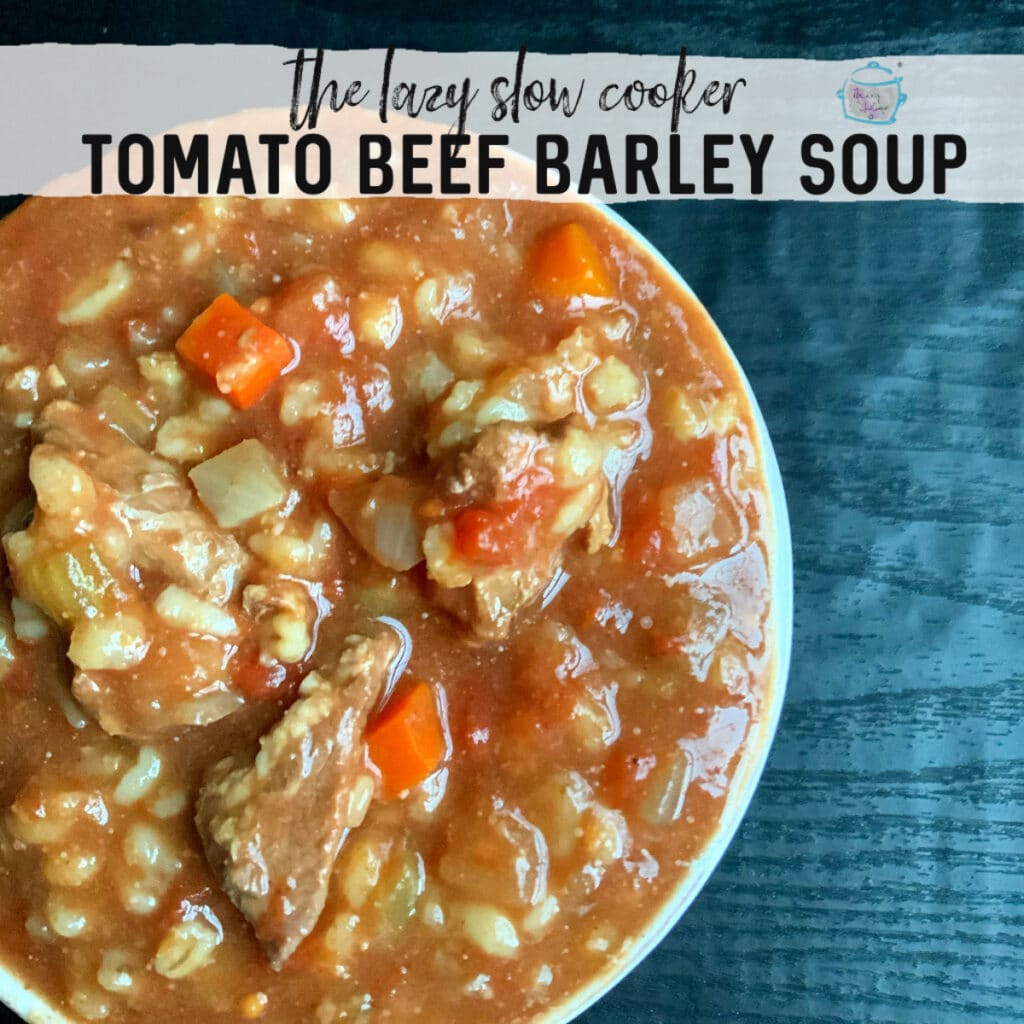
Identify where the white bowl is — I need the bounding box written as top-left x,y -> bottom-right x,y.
0,959 -> 65,1021
0,187 -> 791,1024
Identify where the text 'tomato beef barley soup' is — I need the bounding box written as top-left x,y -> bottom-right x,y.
0,196 -> 778,1023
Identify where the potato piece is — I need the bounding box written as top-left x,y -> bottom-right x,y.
406,352 -> 454,404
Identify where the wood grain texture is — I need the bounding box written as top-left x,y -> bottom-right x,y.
3,0 -> 1023,54
1,3 -> 1023,1023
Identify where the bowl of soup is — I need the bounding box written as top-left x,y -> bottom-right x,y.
0,191 -> 791,1024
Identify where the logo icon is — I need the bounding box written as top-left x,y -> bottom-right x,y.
837,61 -> 908,124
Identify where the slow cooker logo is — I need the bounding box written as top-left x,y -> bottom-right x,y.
837,61 -> 908,124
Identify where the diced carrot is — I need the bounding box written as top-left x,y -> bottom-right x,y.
367,681 -> 446,798
176,294 -> 293,409
529,222 -> 614,300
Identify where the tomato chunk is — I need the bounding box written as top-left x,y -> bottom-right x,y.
453,470 -> 563,567
231,647 -> 293,701
453,505 -> 522,565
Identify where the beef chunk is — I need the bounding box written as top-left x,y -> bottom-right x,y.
195,631 -> 400,968
3,400 -> 250,736
39,400 -> 247,604
424,422 -> 613,640
432,560 -> 556,642
445,422 -> 547,500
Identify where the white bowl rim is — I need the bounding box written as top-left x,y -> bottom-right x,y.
0,197 -> 793,1024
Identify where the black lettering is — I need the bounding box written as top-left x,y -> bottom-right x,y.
886,134 -> 924,195
598,83 -> 622,112
649,83 -> 669,107
721,77 -> 747,113
258,134 -> 288,195
511,46 -> 526,124
285,49 -> 369,131
286,48 -> 325,131
625,81 -> 647,112
668,134 -> 696,195
478,135 -> 508,193
842,134 -> 878,195
740,133 -> 773,195
440,134 -> 471,195
118,134 -> 154,195
402,134 -> 432,195
216,135 -> 256,195
360,135 -> 392,193
296,134 -> 330,194
522,76 -> 581,115
81,134 -> 111,194
285,48 -> 314,130
536,134 -> 570,194
453,80 -> 478,135
670,47 -> 692,132
490,76 -> 511,120
379,47 -> 395,123
163,134 -> 209,194
625,135 -> 659,196
800,134 -> 834,195
578,135 -> 617,195
284,47 -> 323,131
546,78 -> 584,117
704,134 -> 733,195
934,134 -> 967,194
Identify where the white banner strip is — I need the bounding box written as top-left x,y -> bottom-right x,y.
1,46 -> 1021,201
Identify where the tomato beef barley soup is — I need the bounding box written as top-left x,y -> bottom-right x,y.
0,197 -> 773,1023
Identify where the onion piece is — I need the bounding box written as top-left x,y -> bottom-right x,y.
330,476 -> 425,571
189,439 -> 287,528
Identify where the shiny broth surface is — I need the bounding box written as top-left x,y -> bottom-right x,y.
0,197 -> 773,1023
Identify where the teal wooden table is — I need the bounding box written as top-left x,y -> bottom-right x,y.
1,2 -> 1022,1021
